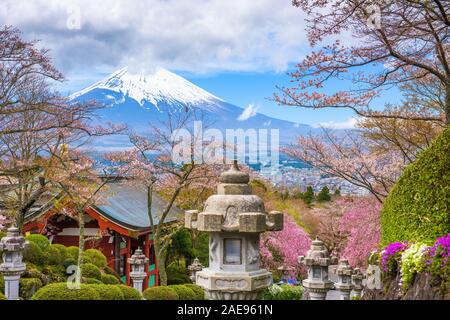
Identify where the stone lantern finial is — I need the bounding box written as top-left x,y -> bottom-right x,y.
127,247 -> 148,294
0,226 -> 27,300
185,161 -> 284,300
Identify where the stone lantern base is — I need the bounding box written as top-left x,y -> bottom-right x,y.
196,268 -> 272,300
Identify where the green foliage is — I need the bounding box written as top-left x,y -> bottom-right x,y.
302,186 -> 315,206
50,244 -> 68,261
44,245 -> 63,265
262,284 -> 303,300
184,284 -> 204,300
25,234 -> 50,251
0,292 -> 6,300
101,273 -> 120,285
171,228 -> 193,259
66,246 -> 80,260
22,264 -> 48,285
31,283 -> 101,300
143,286 -> 179,300
83,249 -> 107,269
19,278 -> 43,300
83,278 -> 103,284
41,265 -> 66,283
381,127 -> 450,245
116,285 -> 142,300
334,188 -> 341,196
167,262 -> 191,285
63,258 -> 77,270
0,231 -> 6,240
86,284 -> 124,300
170,285 -> 196,300
23,241 -> 45,265
104,266 -> 121,280
0,276 -> 4,294
191,232 -> 209,267
81,263 -> 102,280
317,186 -> 331,202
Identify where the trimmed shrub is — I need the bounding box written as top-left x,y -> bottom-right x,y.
19,278 -> 43,300
66,246 -> 80,260
143,286 -> 179,300
262,284 -> 303,300
101,273 -> 120,285
51,244 -> 68,261
63,258 -> 77,270
81,263 -> 102,280
170,285 -> 196,300
22,265 -> 48,285
104,266 -> 121,280
44,245 -> 63,265
41,265 -> 66,283
83,249 -> 107,269
31,283 -> 101,300
0,276 -> 4,294
25,234 -> 50,251
0,292 -> 6,300
83,278 -> 103,284
23,241 -> 45,265
167,263 -> 191,285
86,284 -> 124,300
116,285 -> 142,300
381,127 -> 450,245
184,284 -> 204,300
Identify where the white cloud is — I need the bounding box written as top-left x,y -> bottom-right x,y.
313,118 -> 359,129
1,0 -> 311,74
237,103 -> 259,121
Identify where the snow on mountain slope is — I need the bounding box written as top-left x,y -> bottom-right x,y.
69,67 -> 224,112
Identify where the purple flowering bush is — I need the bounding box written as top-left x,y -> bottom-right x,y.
381,242 -> 409,274
425,234 -> 450,281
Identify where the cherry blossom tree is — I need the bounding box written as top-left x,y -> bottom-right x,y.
260,213 -> 311,277
275,0 -> 450,124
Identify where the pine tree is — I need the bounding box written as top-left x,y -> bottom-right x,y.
302,186 -> 315,206
317,186 -> 331,202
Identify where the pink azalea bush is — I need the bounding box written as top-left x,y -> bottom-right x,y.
337,197 -> 381,268
260,213 -> 311,276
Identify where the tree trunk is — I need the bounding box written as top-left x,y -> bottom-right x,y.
75,209 -> 85,286
154,238 -> 168,286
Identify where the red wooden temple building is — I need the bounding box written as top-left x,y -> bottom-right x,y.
22,181 -> 181,289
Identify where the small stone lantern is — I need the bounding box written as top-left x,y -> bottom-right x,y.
298,239 -> 336,300
0,227 -> 27,300
185,161 -> 283,300
127,247 -> 148,293
335,259 -> 353,300
188,258 -> 203,284
351,267 -> 364,299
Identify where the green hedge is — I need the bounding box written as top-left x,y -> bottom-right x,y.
116,285 -> 142,300
66,246 -> 80,260
25,234 -> 50,251
184,284 -> 204,300
104,266 -> 121,280
170,285 -> 196,300
83,278 -> 103,284
143,286 -> 179,300
0,292 -> 6,300
19,278 -> 43,300
86,284 -> 124,300
83,249 -> 107,269
41,265 -> 66,283
51,244 -> 68,261
81,263 -> 102,280
262,284 -> 304,300
0,276 -> 4,294
31,283 -> 101,300
101,274 -> 120,285
381,127 -> 450,245
44,245 -> 63,265
23,242 -> 45,265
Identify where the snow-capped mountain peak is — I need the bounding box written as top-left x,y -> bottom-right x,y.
70,67 -> 224,111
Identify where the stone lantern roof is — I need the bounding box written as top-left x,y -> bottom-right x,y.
127,247 -> 148,265
0,227 -> 27,252
185,161 -> 283,233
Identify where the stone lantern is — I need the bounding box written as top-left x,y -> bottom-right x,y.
188,258 -> 203,284
0,227 -> 27,300
185,161 -> 283,300
351,267 -> 364,299
335,259 -> 353,300
127,247 -> 148,293
298,238 -> 336,300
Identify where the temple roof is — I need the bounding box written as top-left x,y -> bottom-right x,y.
93,182 -> 181,231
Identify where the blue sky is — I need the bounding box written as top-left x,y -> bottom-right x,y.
2,0 -> 402,127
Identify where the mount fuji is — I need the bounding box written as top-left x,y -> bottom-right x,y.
69,67 -> 314,150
